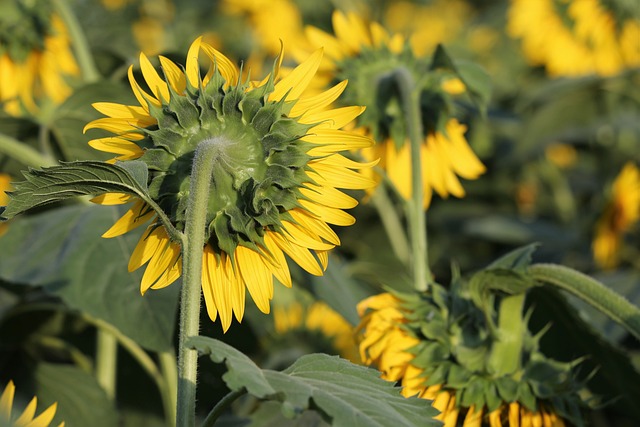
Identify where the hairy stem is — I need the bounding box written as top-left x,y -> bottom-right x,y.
371,186 -> 411,266
177,138 -> 222,426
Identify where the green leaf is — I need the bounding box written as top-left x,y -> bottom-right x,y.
189,336 -> 440,426
0,204 -> 178,351
1,161 -> 151,220
487,243 -> 539,271
34,362 -> 118,427
248,402 -> 328,427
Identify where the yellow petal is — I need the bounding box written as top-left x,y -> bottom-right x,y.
139,52 -> 170,102
281,220 -> 335,250
0,381 -> 15,422
90,192 -> 132,205
301,106 -> 365,130
462,405 -> 483,427
88,137 -> 144,157
305,26 -> 346,63
140,235 -> 172,294
185,37 -> 202,88
222,255 -> 246,323
299,199 -> 355,226
150,242 -> 182,290
91,103 -> 150,119
128,65 -> 161,110
263,231 -> 292,287
102,201 -> 155,238
236,245 -> 273,314
271,232 -> 323,276
128,226 -> 167,271
159,56 -> 187,94
199,43 -> 239,86
22,402 -> 57,427
84,117 -> 156,133
300,183 -> 358,209
289,209 -> 340,245
270,48 -> 323,102
308,162 -> 377,190
290,80 -> 348,117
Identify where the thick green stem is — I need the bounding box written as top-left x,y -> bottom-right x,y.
177,138 -> 222,427
393,67 -> 431,291
95,329 -> 118,400
159,351 -> 178,427
0,133 -> 57,167
201,389 -> 247,427
371,186 -> 411,266
487,293 -> 526,376
529,263 -> 640,341
52,0 -> 100,83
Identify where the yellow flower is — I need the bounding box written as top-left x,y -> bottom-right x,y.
383,0 -> 472,57
357,292 -> 573,427
0,380 -> 64,427
545,143 -> 577,169
273,300 -> 359,362
0,2 -> 79,116
302,10 -> 485,209
131,0 -> 175,56
508,0 -> 640,77
222,0 -> 305,56
84,37 -> 375,332
593,162 -> 640,269
0,174 -> 12,237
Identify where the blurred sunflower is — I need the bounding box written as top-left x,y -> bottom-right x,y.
273,299 -> 359,362
302,11 -> 485,209
0,174 -> 11,237
84,37 -> 375,332
0,0 -> 79,116
508,0 -> 640,77
592,162 -> 640,269
357,287 -> 585,427
383,0 -> 472,57
0,380 -> 64,427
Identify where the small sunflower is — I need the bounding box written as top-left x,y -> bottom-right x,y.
0,0 -> 79,116
357,287 -> 585,427
273,298 -> 359,362
84,37 -> 375,332
0,174 -> 12,237
301,10 -> 485,209
592,162 -> 640,269
508,0 -> 640,77
0,380 -> 64,427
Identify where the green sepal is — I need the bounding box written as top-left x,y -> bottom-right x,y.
460,377 -> 487,408
494,377 -> 519,403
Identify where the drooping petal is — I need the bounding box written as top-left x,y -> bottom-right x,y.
128,226 -> 167,272
102,201 -> 155,238
236,245 -> 273,314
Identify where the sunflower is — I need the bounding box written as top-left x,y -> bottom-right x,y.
84,37 -> 375,332
273,299 -> 359,362
357,289 -> 583,427
0,0 -> 79,116
0,380 -> 64,427
508,0 -> 640,77
0,174 -> 11,237
592,162 -> 640,269
301,10 -> 485,209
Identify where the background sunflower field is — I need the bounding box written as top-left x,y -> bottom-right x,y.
0,0 -> 639,426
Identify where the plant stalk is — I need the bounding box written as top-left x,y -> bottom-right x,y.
529,263 -> 640,341
0,133 -> 57,168
95,329 -> 118,400
176,138 -> 221,426
393,67 -> 431,291
201,389 -> 247,427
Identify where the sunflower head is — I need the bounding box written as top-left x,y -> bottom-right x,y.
85,37 -> 376,331
357,264 -> 588,426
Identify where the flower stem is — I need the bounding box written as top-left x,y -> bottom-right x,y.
393,67 -> 431,291
159,351 -> 178,427
201,388 -> 247,427
177,138 -> 222,427
529,263 -> 640,341
371,186 -> 411,266
0,133 -> 57,168
95,329 -> 118,400
52,0 -> 100,83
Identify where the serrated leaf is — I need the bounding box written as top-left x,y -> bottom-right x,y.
189,336 -> 440,427
34,362 -> 118,427
1,161 -> 151,220
0,204 -> 178,351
